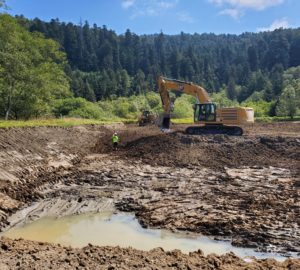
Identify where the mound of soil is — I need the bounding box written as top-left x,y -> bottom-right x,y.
1,237 -> 299,270
114,132 -> 300,170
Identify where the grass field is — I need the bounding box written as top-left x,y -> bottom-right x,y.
0,118 -> 136,128
171,118 -> 194,124
255,116 -> 300,122
0,116 -> 298,128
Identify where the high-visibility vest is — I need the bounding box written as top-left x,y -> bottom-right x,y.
112,135 -> 119,143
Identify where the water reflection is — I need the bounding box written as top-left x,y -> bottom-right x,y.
2,212 -> 289,261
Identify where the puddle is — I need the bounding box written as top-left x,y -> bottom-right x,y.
2,212 -> 289,261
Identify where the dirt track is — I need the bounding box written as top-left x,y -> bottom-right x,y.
0,122 -> 299,269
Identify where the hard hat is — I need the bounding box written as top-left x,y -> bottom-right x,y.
114,132 -> 117,135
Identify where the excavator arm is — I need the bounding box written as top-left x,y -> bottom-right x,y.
158,76 -> 211,114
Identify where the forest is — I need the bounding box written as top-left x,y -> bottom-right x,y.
0,5 -> 299,120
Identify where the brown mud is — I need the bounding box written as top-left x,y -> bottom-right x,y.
0,122 -> 299,269
1,237 -> 300,270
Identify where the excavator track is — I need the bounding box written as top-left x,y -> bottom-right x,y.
185,125 -> 243,136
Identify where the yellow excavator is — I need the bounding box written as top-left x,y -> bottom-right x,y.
158,76 -> 254,135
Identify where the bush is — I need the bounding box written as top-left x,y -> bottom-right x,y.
146,92 -> 161,108
173,95 -> 194,118
113,101 -> 131,118
52,97 -> 104,119
211,90 -> 239,108
241,100 -> 272,117
68,105 -> 104,119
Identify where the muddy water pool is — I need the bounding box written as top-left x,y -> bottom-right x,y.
2,212 -> 288,261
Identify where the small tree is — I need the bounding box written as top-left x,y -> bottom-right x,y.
276,85 -> 300,119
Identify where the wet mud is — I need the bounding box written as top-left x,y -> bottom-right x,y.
0,122 -> 299,268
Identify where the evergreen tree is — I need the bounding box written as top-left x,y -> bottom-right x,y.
248,46 -> 258,71
226,76 -> 237,100
12,15 -> 300,103
290,32 -> 300,67
270,64 -> 284,97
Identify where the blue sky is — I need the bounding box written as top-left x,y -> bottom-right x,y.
5,0 -> 300,35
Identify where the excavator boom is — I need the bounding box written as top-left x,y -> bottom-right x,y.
158,76 -> 211,113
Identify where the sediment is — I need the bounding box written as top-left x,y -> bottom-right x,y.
0,122 -> 299,268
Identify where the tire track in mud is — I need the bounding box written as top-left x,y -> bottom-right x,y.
0,123 -> 299,267
6,155 -> 298,256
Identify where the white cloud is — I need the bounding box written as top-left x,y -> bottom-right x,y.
177,11 -> 195,23
219,8 -> 243,19
158,1 -> 177,9
257,18 -> 289,32
122,0 -> 179,18
121,0 -> 136,9
209,0 -> 285,10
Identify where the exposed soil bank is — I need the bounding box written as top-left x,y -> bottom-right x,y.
1,237 -> 300,270
0,122 -> 299,268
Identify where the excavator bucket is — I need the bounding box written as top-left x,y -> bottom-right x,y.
158,113 -> 171,129
162,116 -> 170,129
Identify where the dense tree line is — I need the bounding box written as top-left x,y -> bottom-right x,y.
0,11 -> 299,119
15,16 -> 300,104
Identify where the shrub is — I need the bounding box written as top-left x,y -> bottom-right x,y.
241,100 -> 272,117
173,95 -> 194,118
211,90 -> 239,108
52,97 -> 104,119
68,104 -> 104,119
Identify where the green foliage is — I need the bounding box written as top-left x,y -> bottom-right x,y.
68,105 -> 103,119
98,92 -> 163,119
0,14 -> 71,120
146,92 -> 161,109
2,14 -> 300,121
113,99 -> 131,118
52,97 -> 104,119
242,100 -> 273,117
245,91 -> 265,102
211,90 -> 239,108
226,77 -> 237,100
276,85 -> 300,119
13,17 -> 300,103
283,66 -> 300,84
274,66 -> 300,118
173,95 -> 194,118
255,116 -> 300,122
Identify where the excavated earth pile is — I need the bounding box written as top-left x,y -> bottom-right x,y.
115,132 -> 300,169
0,122 -> 299,269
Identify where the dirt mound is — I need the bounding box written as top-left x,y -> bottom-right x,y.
93,125 -> 162,153
115,132 -> 300,170
1,237 -> 299,269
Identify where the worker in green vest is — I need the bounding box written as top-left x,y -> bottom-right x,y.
112,132 -> 119,151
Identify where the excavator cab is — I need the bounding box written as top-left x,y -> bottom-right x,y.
194,103 -> 216,122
